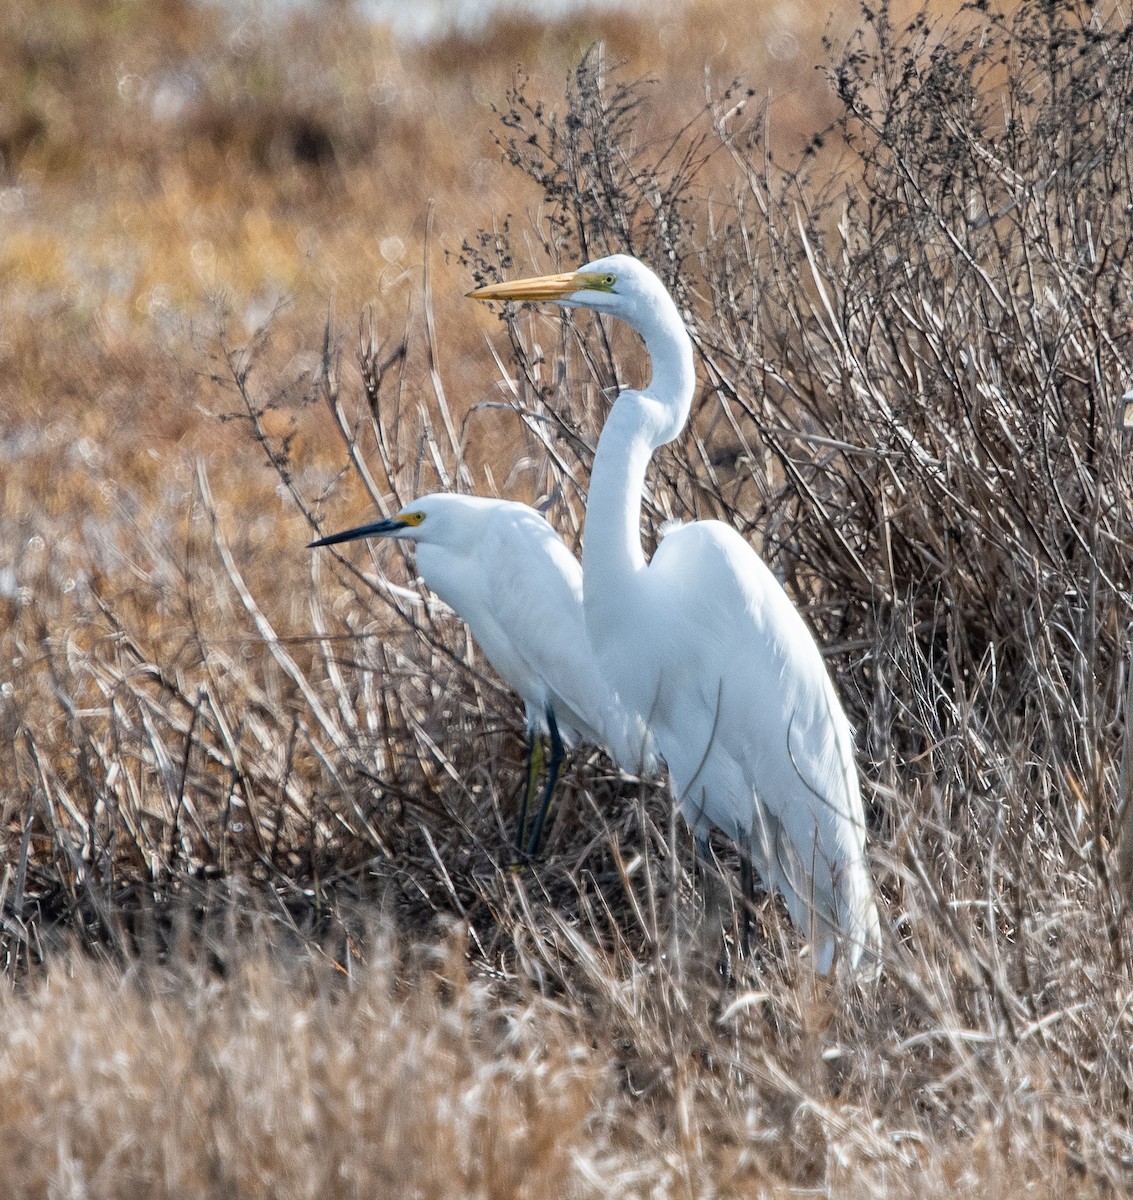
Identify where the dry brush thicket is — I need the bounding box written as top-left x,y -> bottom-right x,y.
3,2 -> 1133,1196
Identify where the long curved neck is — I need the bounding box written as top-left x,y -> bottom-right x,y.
636,302 -> 696,437
583,397 -> 656,593
583,306 -> 695,643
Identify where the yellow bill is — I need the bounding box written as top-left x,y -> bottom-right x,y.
467,270 -> 613,303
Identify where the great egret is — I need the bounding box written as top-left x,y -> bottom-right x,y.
470,255 -> 882,974
310,493 -> 652,858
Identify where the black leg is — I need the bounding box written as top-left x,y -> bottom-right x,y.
695,832 -> 733,984
738,844 -> 755,957
514,721 -> 543,863
525,705 -> 565,859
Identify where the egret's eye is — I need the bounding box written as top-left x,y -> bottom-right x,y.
577,271 -> 617,294
401,511 -> 426,527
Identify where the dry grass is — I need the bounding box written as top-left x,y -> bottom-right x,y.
2,0 -> 1133,1196
0,920 -> 1120,1199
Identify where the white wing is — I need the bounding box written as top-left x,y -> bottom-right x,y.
422,502 -> 651,772
485,507 -> 654,772
643,519 -> 879,972
480,505 -> 602,743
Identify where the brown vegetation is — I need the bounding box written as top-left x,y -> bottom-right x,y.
2,0 -> 1133,1196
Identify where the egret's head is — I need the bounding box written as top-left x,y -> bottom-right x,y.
468,253 -> 674,331
309,493 -> 466,551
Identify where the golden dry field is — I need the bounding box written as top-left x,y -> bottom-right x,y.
3,0 -> 1133,1195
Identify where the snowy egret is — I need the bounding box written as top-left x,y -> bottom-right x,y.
470,255 -> 882,974
310,493 -> 652,858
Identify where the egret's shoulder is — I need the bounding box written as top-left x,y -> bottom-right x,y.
649,516 -> 816,652
651,517 -> 768,582
482,497 -> 556,534
479,501 -> 583,602
487,500 -> 578,559
657,516 -> 686,540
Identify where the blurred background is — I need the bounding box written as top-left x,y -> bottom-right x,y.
0,0 -> 859,687
0,0 -> 840,543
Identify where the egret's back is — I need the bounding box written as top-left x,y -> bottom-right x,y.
411,497 -> 651,774
618,518 -> 881,973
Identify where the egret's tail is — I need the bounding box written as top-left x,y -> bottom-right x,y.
841,890 -> 882,979
811,867 -> 882,978
746,808 -> 883,978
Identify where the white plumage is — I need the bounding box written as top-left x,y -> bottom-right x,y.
471,254 -> 881,974
311,493 -> 653,855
